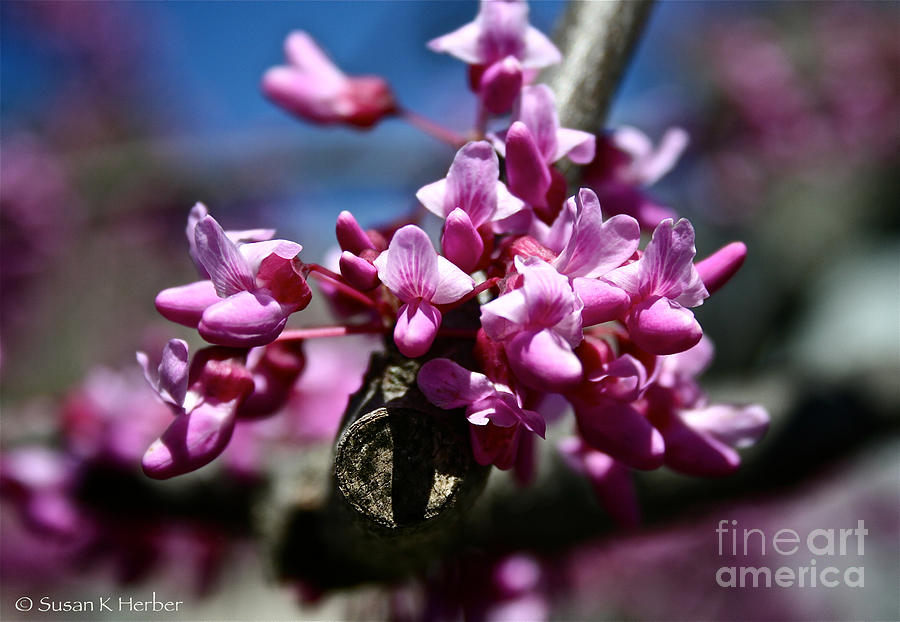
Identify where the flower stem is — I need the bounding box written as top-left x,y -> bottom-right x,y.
400,108 -> 466,148
306,265 -> 386,313
436,277 -> 499,313
277,324 -> 387,341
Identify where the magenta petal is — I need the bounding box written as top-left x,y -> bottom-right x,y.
627,296 -> 703,355
426,21 -> 482,65
418,358 -> 495,409
157,339 -> 190,406
198,291 -> 289,348
553,188 -> 640,278
479,56 -> 523,114
394,300 -> 441,358
641,218 -> 708,305
574,399 -> 665,470
506,328 -> 583,392
336,210 -> 375,255
470,421 -> 521,470
520,24 -> 562,68
433,255 -> 476,304
142,401 -> 238,479
254,249 -> 311,309
515,85 -> 559,162
283,31 -> 345,84
554,128 -> 596,164
194,216 -> 256,297
373,225 -> 438,303
680,403 -> 769,449
696,241 -> 747,295
506,122 -> 552,207
446,141 -> 502,227
441,208 -> 484,274
480,288 -> 528,341
339,251 -> 380,291
657,410 -> 740,477
574,278 -> 630,326
155,280 -> 220,327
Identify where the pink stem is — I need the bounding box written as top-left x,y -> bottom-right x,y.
436,277 -> 499,313
306,266 -> 385,312
400,108 -> 466,147
277,324 -> 387,341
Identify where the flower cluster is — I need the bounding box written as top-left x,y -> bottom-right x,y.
140,0 -> 768,526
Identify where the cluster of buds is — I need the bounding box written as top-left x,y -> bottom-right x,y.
141,0 -> 768,525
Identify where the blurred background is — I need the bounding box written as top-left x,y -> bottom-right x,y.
1,1 -> 898,620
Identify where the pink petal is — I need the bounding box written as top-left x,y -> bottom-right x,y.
194,216 -> 256,297
283,31 -> 345,87
445,141 -> 502,228
573,278 -> 630,326
339,251 -> 380,291
470,421 -> 521,469
418,358 -> 494,409
415,178 -> 450,219
559,439 -> 640,528
441,208 -> 484,274
476,0 -> 528,63
505,121 -> 552,207
433,255 -> 475,304
253,247 -> 311,309
517,256 -> 582,336
553,188 -> 640,278
655,410 -> 740,477
373,225 -> 438,303
696,241 -> 747,295
596,354 -> 647,403
142,401 -> 238,479
157,339 -> 189,406
336,210 -> 375,255
680,403 -> 769,449
506,328 -> 583,392
393,300 -> 441,358
515,85 -> 559,162
238,239 -> 302,275
554,128 -> 596,164
574,398 -> 665,470
198,291 -> 290,348
480,288 -> 529,341
635,127 -> 689,186
427,21 -> 483,65
520,25 -> 563,68
155,280 -> 220,327
187,202 -> 210,276
627,296 -> 703,355
479,56 -> 523,114
494,181 -> 527,222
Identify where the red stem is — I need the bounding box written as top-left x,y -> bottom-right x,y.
306,265 -> 386,313
277,324 -> 387,341
399,108 -> 466,148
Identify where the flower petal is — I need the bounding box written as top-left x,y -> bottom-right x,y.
198,291 -> 290,348
194,216 -> 256,297
469,421 -> 521,469
635,127 -> 689,186
695,241 -> 747,295
553,188 -> 640,278
515,85 -> 559,162
573,278 -> 631,326
639,218 -> 708,305
574,398 -> 665,470
283,31 -> 345,86
445,141 -> 502,228
505,122 -> 552,207
155,280 -> 221,327
479,56 -> 523,114
521,25 -> 563,69
554,128 -> 596,164
680,403 -> 769,449
655,409 -> 740,477
142,401 -> 238,479
416,178 -> 450,219
157,339 -> 189,407
418,358 -> 495,409
480,288 -> 528,341
374,225 -> 438,303
627,296 -> 703,355
336,210 -> 375,254
441,208 -> 484,274
393,300 -> 441,358
427,21 -> 483,65
506,328 -> 583,392
339,251 -> 380,291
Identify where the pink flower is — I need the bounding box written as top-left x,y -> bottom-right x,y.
418,358 -> 545,469
417,141 -> 524,272
481,256 -> 583,391
262,31 -> 397,128
583,126 -> 689,229
490,86 -> 595,208
558,438 -> 640,528
428,0 -> 561,71
373,225 -> 475,357
155,213 -> 311,348
646,338 -> 769,476
550,189 -> 640,325
138,341 -> 254,479
606,218 -> 709,355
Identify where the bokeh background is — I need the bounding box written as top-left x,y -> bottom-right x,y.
2,1 -> 898,620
